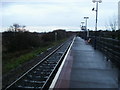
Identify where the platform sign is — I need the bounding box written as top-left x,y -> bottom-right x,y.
81,26 -> 86,31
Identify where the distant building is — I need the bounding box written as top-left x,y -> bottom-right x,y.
118,1 -> 120,30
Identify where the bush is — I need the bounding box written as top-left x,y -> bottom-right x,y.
2,31 -> 42,52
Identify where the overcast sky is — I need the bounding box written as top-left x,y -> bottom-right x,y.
0,0 -> 119,32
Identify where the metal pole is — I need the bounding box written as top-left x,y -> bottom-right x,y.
94,2 -> 98,49
55,32 -> 57,42
81,22 -> 84,26
86,19 -> 89,38
81,22 -> 85,39
85,19 -> 87,40
84,17 -> 89,40
95,2 -> 98,32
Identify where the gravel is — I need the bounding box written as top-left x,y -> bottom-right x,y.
2,44 -> 61,89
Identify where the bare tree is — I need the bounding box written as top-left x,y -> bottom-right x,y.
13,23 -> 20,32
8,24 -> 26,32
104,21 -> 109,31
22,25 -> 26,32
104,15 -> 117,31
8,26 -> 14,31
109,15 -> 117,31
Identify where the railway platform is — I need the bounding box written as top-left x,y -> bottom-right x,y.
52,36 -> 118,88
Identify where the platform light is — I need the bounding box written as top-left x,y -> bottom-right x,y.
92,0 -> 102,49
84,17 -> 89,38
92,0 -> 102,3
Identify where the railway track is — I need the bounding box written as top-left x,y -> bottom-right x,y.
4,36 -> 75,90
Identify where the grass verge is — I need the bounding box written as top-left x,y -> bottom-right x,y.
3,38 -> 67,74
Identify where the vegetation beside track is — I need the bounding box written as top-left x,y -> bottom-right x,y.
3,38 -> 67,74
2,26 -> 75,74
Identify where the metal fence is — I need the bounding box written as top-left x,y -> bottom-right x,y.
90,36 -> 120,67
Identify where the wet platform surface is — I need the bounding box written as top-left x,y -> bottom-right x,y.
54,37 -> 118,88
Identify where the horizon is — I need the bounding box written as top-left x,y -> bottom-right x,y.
1,25 -> 117,33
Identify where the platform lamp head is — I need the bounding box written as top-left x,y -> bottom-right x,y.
92,0 -> 102,3
84,17 -> 89,19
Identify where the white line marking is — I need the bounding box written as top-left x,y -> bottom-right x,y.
49,37 -> 76,89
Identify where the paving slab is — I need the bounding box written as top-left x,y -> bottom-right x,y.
54,37 -> 118,88
70,37 -> 118,88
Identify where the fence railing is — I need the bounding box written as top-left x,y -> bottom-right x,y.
90,36 -> 120,67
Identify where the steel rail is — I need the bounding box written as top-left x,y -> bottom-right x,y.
4,37 -> 74,90
42,37 -> 75,89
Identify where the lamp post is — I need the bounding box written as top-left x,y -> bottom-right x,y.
81,22 -> 84,27
81,22 -> 85,39
55,32 -> 57,42
92,0 -> 102,49
84,17 -> 89,40
80,22 -> 85,31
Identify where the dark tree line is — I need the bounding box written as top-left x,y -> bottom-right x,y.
41,29 -> 67,42
78,30 -> 120,40
2,27 -> 74,53
2,31 -> 42,52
